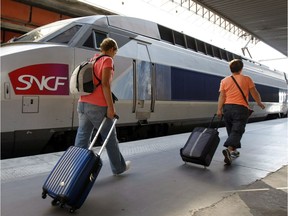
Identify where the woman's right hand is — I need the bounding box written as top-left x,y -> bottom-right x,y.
257,102 -> 265,109
217,109 -> 223,118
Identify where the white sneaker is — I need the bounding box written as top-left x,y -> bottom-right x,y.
231,150 -> 240,158
125,161 -> 131,171
222,149 -> 232,165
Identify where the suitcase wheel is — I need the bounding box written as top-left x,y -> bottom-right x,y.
42,192 -> 47,199
69,208 -> 76,213
51,199 -> 60,206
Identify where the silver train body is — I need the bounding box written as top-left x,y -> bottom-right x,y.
1,15 -> 287,158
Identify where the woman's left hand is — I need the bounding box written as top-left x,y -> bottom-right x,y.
107,106 -> 116,119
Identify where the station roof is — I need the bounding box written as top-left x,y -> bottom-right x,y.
194,0 -> 287,56
14,0 -> 115,17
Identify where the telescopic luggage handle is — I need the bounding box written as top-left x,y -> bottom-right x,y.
88,115 -> 119,155
208,114 -> 223,129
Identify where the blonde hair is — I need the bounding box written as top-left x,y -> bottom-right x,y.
100,38 -> 118,52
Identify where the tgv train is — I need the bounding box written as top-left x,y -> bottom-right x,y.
1,15 -> 287,158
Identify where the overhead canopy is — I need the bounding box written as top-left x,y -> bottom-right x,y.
193,0 -> 287,56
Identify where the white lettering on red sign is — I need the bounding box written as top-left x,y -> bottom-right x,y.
8,63 -> 70,95
16,75 -> 67,91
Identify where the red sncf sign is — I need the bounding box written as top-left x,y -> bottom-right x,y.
9,64 -> 69,95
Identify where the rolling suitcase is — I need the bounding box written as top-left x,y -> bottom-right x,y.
42,115 -> 118,213
180,114 -> 222,167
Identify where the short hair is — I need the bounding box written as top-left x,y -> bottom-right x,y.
100,38 -> 118,52
229,59 -> 243,73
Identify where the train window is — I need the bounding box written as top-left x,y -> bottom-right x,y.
220,49 -> 229,61
14,21 -> 70,42
227,52 -> 234,61
83,33 -> 94,48
95,32 -> 107,48
83,31 -> 107,49
186,36 -> 197,51
206,44 -> 213,57
158,25 -> 174,44
233,54 -> 241,60
196,40 -> 206,54
174,31 -> 186,47
48,25 -> 81,44
213,46 -> 221,59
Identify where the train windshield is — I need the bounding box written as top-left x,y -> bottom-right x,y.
12,20 -> 72,42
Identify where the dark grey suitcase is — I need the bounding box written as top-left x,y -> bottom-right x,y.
42,115 -> 118,213
180,115 -> 221,167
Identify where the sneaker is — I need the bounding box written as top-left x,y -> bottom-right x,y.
231,150 -> 240,158
222,149 -> 232,165
125,161 -> 131,171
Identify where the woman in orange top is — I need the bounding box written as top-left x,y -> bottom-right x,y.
74,38 -> 130,175
217,59 -> 265,165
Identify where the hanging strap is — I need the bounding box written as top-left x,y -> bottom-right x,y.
92,54 -> 111,88
231,76 -> 249,106
91,54 -> 118,102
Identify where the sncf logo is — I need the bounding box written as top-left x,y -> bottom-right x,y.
9,64 -> 69,95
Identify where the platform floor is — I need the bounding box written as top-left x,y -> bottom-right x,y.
1,118 -> 287,216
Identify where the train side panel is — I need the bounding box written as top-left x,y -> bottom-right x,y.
1,44 -> 75,156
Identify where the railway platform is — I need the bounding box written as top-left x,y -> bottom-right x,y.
1,118 -> 287,216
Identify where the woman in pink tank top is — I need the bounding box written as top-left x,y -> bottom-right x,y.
74,38 -> 131,175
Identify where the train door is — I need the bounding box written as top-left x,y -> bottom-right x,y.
133,43 -> 155,124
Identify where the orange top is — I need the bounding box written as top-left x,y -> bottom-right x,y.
79,54 -> 114,106
219,74 -> 255,108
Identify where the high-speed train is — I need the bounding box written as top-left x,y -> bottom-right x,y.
1,15 -> 287,158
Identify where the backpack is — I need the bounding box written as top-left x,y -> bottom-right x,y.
69,55 -> 109,95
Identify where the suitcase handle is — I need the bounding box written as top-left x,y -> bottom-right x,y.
88,115 -> 119,154
208,114 -> 223,129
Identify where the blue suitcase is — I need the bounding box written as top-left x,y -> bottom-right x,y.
42,116 -> 118,213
